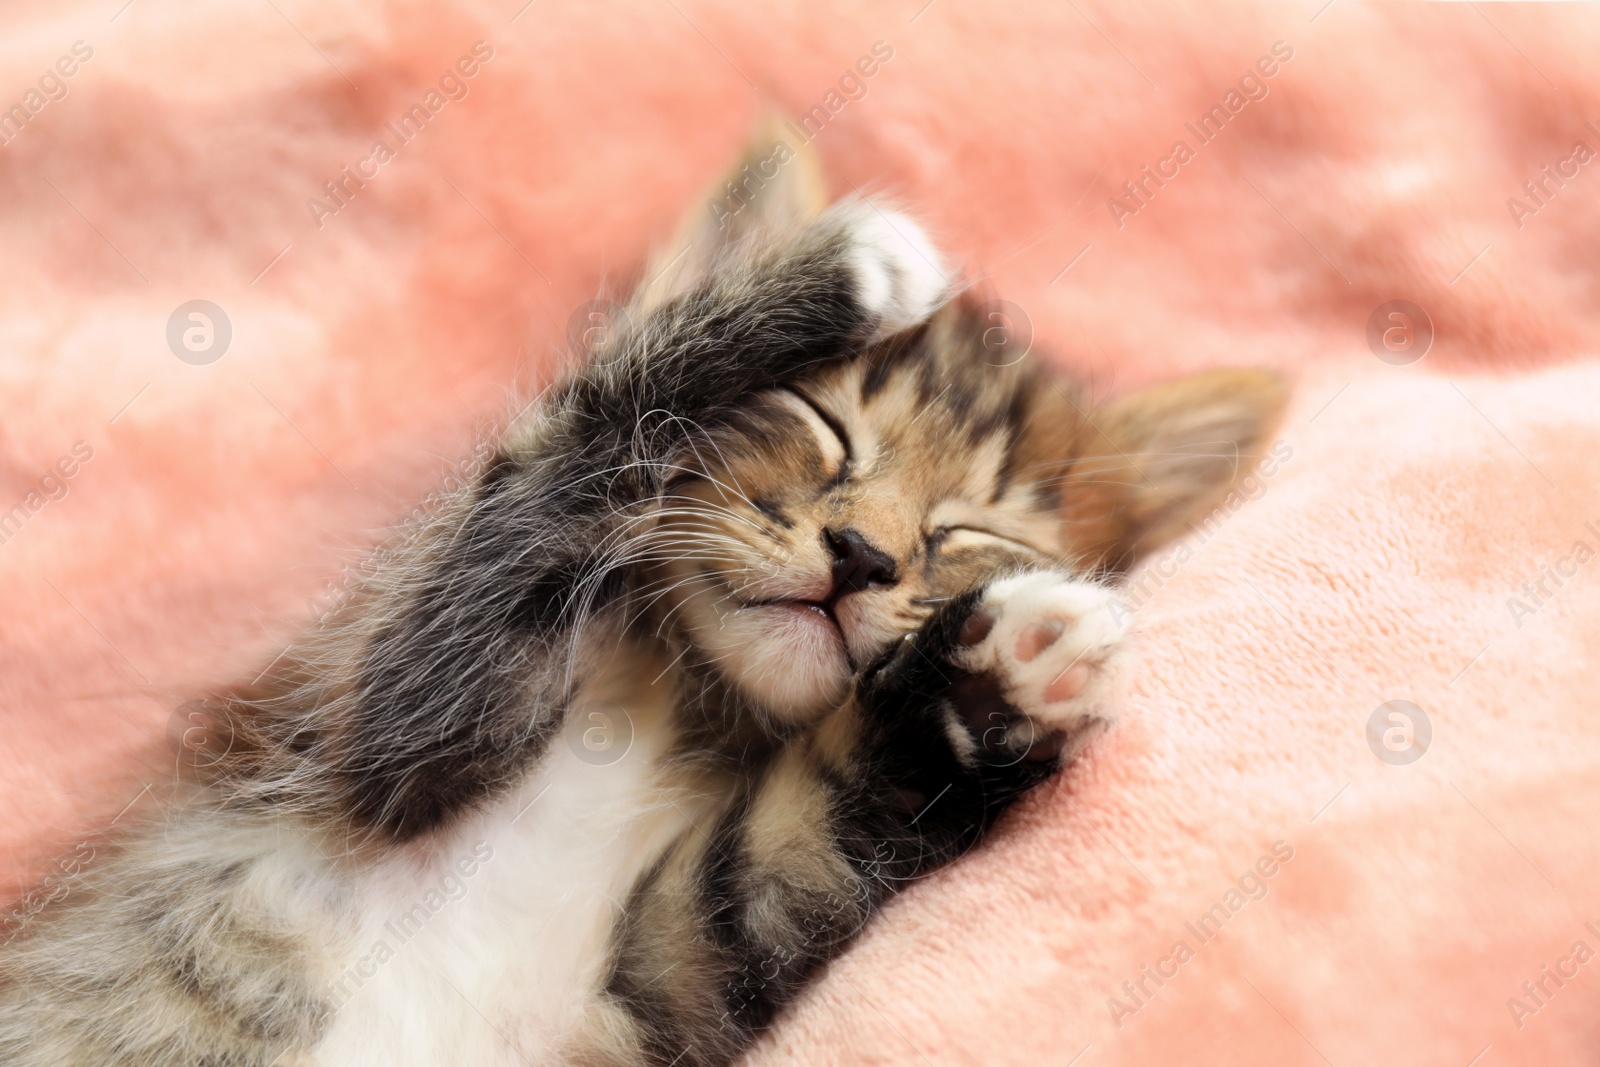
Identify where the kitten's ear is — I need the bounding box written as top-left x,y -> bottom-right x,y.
1059,369 -> 1289,572
634,116 -> 826,313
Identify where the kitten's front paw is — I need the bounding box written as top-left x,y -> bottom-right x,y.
951,572 -> 1130,762
834,205 -> 948,340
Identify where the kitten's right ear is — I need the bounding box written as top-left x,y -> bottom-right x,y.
1047,368 -> 1289,574
633,116 -> 826,313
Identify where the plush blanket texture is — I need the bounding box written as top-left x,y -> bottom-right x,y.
3,1 -> 1598,1063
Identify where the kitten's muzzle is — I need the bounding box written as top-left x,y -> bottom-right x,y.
736,529 -> 897,664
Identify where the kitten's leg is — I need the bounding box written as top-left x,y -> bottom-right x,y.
939,570 -> 1131,764
603,572 -> 1127,1064
334,204 -> 947,839
836,568 -> 1129,876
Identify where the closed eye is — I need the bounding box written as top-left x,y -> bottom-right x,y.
926,524 -> 1046,557
779,385 -> 853,487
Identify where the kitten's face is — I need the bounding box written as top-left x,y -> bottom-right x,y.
649,305 -> 1092,721
646,300 -> 1285,722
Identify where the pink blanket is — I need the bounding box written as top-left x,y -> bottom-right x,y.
4,1 -> 1598,1062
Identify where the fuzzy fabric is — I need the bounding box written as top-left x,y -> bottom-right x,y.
3,1 -> 1598,1063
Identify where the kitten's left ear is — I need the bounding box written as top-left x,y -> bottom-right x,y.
633,115 -> 826,313
1055,369 -> 1289,572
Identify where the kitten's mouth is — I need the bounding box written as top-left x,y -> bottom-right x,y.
739,594 -> 854,665
744,596 -> 841,631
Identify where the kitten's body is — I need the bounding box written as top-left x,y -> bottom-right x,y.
0,133 -> 1283,1066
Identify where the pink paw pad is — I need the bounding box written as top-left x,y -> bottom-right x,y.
1013,618 -> 1065,662
1044,663 -> 1091,703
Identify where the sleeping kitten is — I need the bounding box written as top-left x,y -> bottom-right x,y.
0,130 -> 1284,1066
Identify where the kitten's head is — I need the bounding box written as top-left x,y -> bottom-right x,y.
636,125 -> 1286,722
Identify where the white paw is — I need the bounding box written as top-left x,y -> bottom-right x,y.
953,572 -> 1130,739
833,204 -> 948,339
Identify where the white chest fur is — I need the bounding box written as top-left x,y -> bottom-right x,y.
310,658 -> 697,1066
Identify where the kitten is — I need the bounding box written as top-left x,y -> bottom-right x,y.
0,129 -> 1285,1066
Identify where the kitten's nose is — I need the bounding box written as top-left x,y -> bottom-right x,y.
823,527 -> 898,596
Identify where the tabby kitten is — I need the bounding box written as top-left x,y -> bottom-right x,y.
0,130 -> 1284,1066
